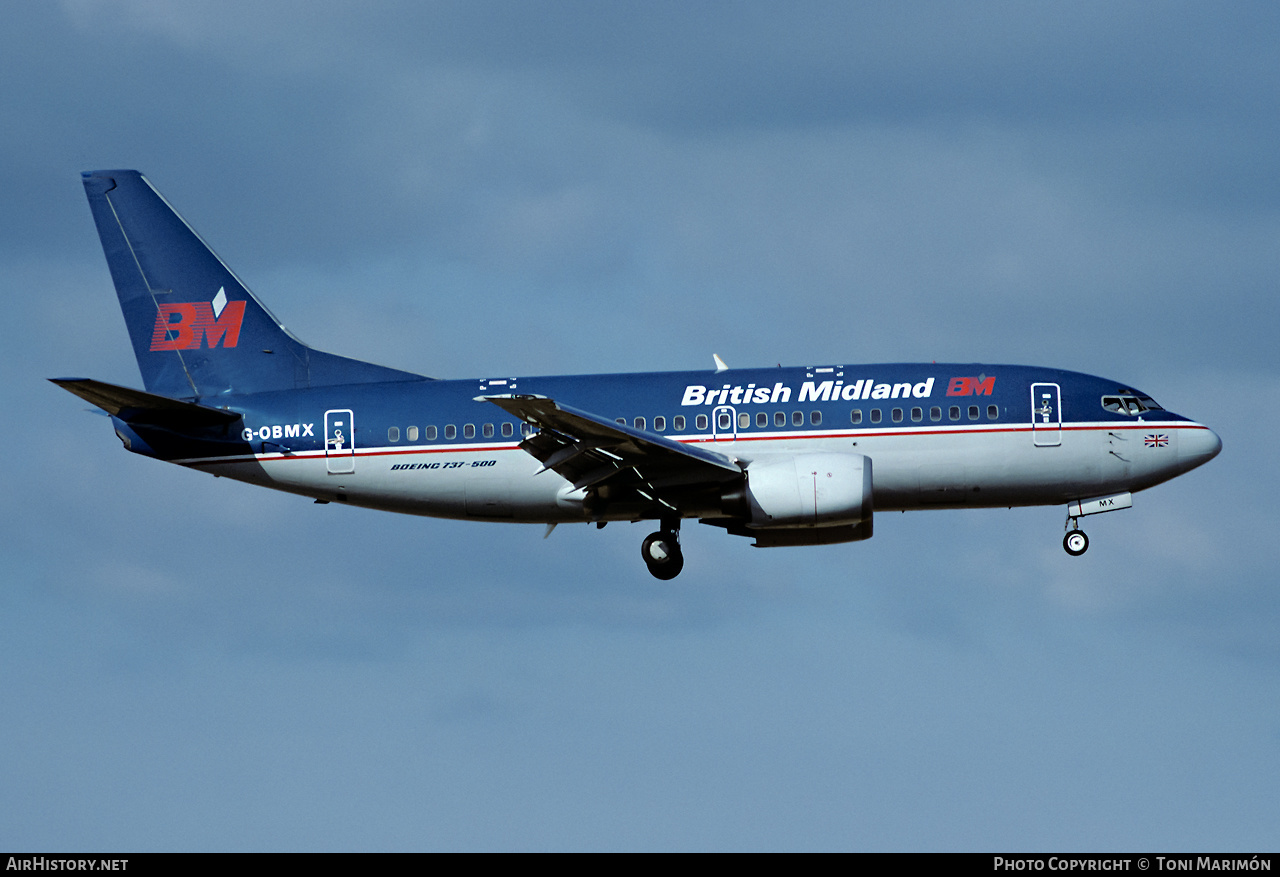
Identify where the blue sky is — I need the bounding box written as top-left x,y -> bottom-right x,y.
2,1 -> 1278,850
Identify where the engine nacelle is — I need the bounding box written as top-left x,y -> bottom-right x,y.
739,453 -> 873,529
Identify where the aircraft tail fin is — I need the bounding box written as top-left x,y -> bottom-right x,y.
81,170 -> 426,399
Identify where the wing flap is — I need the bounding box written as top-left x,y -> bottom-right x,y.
481,394 -> 742,517
483,394 -> 740,474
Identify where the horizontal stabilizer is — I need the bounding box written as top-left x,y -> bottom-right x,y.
50,378 -> 241,428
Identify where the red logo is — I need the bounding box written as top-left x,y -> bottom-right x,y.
947,375 -> 996,396
150,300 -> 246,351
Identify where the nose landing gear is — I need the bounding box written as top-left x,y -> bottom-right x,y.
1060,492 -> 1131,556
1063,527 -> 1089,556
641,521 -> 684,580
1063,510 -> 1089,556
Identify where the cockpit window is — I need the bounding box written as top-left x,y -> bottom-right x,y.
1101,391 -> 1163,416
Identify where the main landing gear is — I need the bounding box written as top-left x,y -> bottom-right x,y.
641,520 -> 684,580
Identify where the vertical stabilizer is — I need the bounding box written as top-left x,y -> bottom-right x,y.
81,170 -> 425,399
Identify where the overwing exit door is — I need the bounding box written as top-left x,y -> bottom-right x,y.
712,405 -> 737,441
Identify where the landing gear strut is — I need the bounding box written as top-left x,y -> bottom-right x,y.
641,520 -> 684,580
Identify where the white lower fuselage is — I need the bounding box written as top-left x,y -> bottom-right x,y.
189,418 -> 1216,523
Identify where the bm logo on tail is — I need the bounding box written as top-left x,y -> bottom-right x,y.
150,287 -> 246,351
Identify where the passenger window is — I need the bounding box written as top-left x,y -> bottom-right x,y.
949,406 -> 961,421
654,416 -> 666,432
929,407 -> 941,422
483,423 -> 494,438
810,410 -> 822,425
718,412 -> 731,429
616,418 -> 625,425
891,408 -> 903,423
426,426 -> 437,441
445,425 -> 456,440
792,411 -> 803,426
756,412 -> 768,428
464,424 -> 475,439
968,406 -> 979,421
911,407 -> 923,422
634,416 -> 646,430
388,426 -> 400,442
674,415 -> 686,431
870,409 -> 882,424
851,409 -> 862,424
521,423 -> 534,436
987,405 -> 999,420
501,422 -> 513,437
407,426 -> 419,442
775,411 -> 786,427
738,412 -> 750,429
696,414 -> 708,430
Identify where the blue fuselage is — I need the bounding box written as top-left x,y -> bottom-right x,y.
114,362 -> 1219,523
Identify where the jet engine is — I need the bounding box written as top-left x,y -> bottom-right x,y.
723,453 -> 873,542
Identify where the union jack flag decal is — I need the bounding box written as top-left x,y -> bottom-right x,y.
1144,434 -> 1169,448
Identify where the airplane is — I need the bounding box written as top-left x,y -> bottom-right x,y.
56,169 -> 1222,579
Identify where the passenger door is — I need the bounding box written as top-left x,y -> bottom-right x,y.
324,408 -> 355,473
1030,383 -> 1061,447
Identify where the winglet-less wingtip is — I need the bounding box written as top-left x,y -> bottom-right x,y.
713,354 -> 729,373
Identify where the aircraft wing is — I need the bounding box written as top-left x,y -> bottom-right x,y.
480,394 -> 742,514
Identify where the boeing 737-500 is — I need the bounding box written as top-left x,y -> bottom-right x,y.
55,170 -> 1222,579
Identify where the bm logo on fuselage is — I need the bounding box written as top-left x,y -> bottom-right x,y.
150,288 -> 246,351
947,375 -> 996,396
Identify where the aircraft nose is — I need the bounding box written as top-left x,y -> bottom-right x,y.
1180,426 -> 1222,468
